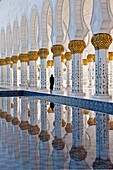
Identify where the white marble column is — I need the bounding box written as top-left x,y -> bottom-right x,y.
82,59 -> 88,88
70,107 -> 87,161
65,52 -> 72,92
19,97 -> 29,130
87,54 -> 94,88
19,54 -> 29,89
38,48 -> 49,91
0,59 -> 6,86
52,104 -> 65,150
91,33 -> 112,99
39,101 -> 50,142
28,51 -> 38,90
11,56 -> 19,87
93,112 -> 112,169
28,98 -> 40,135
108,52 -> 113,89
51,45 -> 64,94
68,40 -> 86,96
65,106 -> 72,133
5,57 -> 13,122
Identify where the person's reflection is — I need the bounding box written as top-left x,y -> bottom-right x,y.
50,102 -> 54,112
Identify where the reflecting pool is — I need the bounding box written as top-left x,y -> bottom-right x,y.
0,96 -> 113,170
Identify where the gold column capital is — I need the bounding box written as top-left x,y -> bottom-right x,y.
5,57 -> 12,64
65,52 -> 72,61
68,40 -> 86,54
82,59 -> 88,65
28,51 -> 38,61
0,59 -> 6,66
61,54 -> 65,63
51,44 -> 64,56
87,54 -> 94,62
11,56 -> 19,63
91,33 -> 112,50
109,52 -> 113,61
38,48 -> 49,59
19,54 -> 29,62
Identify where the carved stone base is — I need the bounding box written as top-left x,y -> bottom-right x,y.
0,112 -> 7,119
28,125 -> 40,135
65,123 -> 72,133
12,117 -> 20,125
70,146 -> 87,161
19,121 -> 30,130
6,114 -> 13,122
38,130 -> 50,142
52,137 -> 65,150
93,158 -> 113,169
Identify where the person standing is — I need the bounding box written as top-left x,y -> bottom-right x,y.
50,74 -> 54,94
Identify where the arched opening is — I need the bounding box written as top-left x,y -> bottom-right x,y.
21,16 -> 28,53
30,9 -> 38,51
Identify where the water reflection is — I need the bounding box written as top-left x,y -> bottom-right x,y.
0,97 -> 112,169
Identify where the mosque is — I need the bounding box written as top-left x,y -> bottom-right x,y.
0,0 -> 113,169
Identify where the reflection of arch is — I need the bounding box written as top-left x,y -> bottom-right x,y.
6,25 -> 12,56
30,9 -> 38,50
21,16 -> 28,53
1,29 -> 5,58
13,21 -> 19,55
42,0 -> 51,48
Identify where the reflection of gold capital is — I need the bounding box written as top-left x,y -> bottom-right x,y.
0,59 -> 6,66
87,54 -> 94,62
68,40 -> 86,54
19,54 -> 29,62
109,52 -> 113,61
5,57 -> 11,64
51,44 -> 64,56
11,56 -> 19,63
28,125 -> 40,135
65,52 -> 72,61
38,48 -> 49,59
82,109 -> 89,114
91,33 -> 112,50
87,118 -> 95,126
28,51 -> 38,61
82,59 -> 88,65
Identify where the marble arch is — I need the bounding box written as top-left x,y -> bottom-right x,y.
6,25 -> 12,57
30,9 -> 38,51
21,16 -> 28,53
1,29 -> 5,58
13,21 -> 19,56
